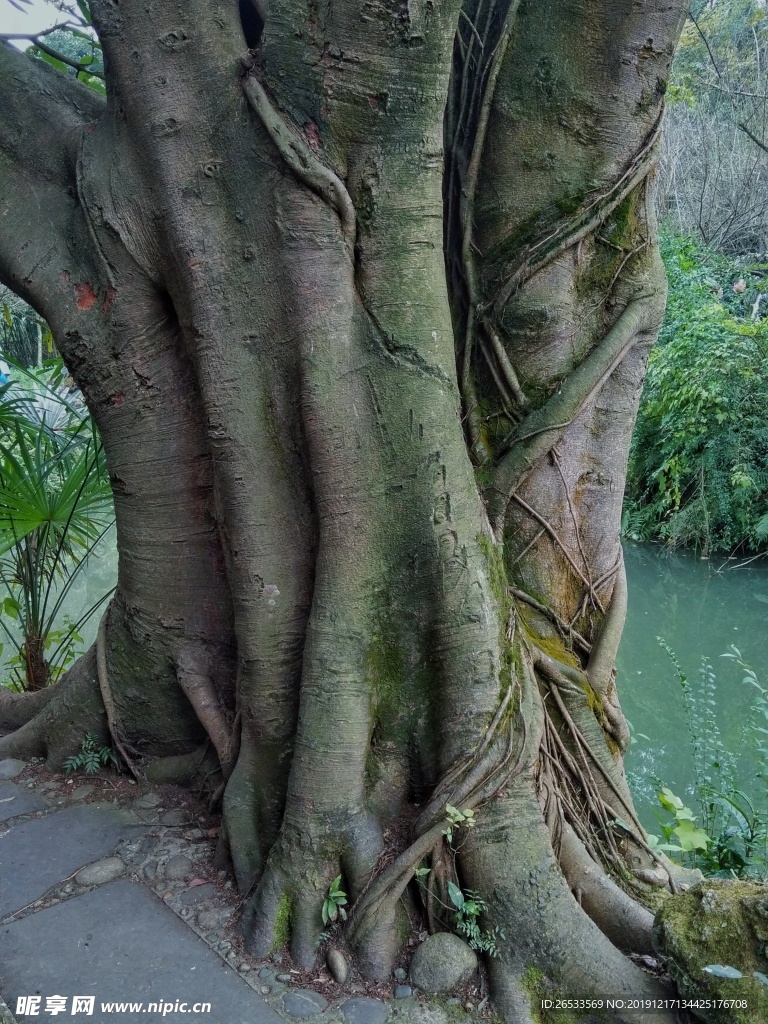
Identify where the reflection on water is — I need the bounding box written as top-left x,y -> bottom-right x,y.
617,542 -> 768,822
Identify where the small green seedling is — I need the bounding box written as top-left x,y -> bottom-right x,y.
322,875 -> 348,925
63,733 -> 117,775
442,804 -> 475,844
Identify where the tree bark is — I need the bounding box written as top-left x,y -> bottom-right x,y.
0,1 -> 689,1019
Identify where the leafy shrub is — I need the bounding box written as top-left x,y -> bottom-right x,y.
626,230 -> 768,554
0,359 -> 115,690
64,732 -> 117,775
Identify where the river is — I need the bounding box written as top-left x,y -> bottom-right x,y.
617,541 -> 768,827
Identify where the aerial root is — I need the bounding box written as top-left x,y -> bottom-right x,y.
557,822 -> 654,954
96,608 -> 141,779
242,74 -> 355,249
175,642 -> 235,777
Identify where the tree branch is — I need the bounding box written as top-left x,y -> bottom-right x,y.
21,37 -> 105,81
736,120 -> 768,155
0,41 -> 104,310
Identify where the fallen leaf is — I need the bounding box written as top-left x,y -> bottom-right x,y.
188,877 -> 209,887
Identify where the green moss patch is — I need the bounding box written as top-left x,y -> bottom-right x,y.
654,879 -> 768,1023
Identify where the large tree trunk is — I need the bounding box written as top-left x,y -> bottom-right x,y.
0,2 -> 688,1020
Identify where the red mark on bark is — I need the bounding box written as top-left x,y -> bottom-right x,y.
304,121 -> 321,151
110,392 -> 125,406
102,287 -> 117,314
75,283 -> 98,310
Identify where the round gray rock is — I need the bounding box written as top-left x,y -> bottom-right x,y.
0,759 -> 25,780
407,1006 -> 448,1024
394,986 -> 412,999
282,990 -> 328,1017
75,856 -> 125,887
409,933 -> 477,993
163,855 -> 194,880
178,882 -> 215,906
340,997 -> 390,1024
327,948 -> 348,984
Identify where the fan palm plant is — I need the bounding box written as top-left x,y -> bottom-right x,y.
0,360 -> 114,691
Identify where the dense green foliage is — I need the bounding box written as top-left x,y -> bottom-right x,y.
624,231 -> 768,553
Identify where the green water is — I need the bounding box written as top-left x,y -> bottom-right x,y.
617,542 -> 768,825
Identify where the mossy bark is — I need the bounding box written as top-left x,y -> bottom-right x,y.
0,1 -> 688,1020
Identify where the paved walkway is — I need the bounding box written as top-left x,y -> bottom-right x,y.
0,758 -> 285,1024
0,758 -> 469,1024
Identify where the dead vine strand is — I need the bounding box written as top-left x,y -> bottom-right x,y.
489,111 -> 664,314
508,492 -> 601,608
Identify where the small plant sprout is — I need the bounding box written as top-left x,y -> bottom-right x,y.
321,875 -> 348,926
447,880 -> 504,957
442,804 -> 475,844
63,733 -> 117,775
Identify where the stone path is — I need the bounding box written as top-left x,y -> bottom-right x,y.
0,758 -> 482,1024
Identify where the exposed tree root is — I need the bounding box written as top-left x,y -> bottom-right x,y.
557,822 -> 654,955
0,648 -> 107,768
241,810 -> 384,967
0,716 -> 47,761
0,685 -> 56,732
463,783 -> 678,1024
